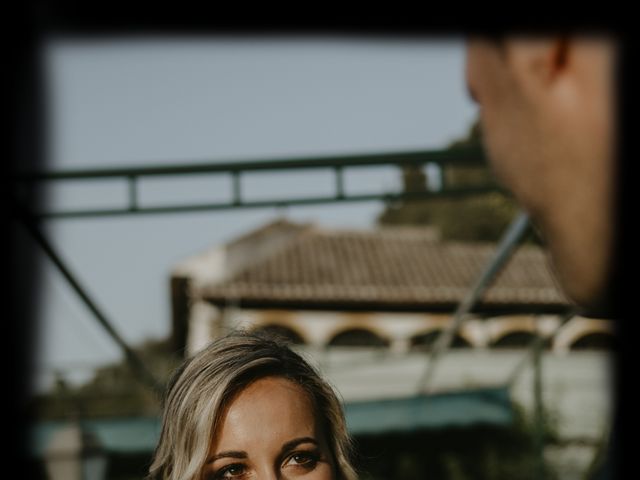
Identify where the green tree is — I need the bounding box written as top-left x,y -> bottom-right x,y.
31,337 -> 181,420
377,119 -> 532,244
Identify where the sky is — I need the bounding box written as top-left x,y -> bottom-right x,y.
31,35 -> 478,392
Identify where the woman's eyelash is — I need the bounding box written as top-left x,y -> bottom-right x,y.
211,463 -> 246,479
206,449 -> 321,478
286,450 -> 320,467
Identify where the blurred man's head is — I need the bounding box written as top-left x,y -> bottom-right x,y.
465,36 -> 617,315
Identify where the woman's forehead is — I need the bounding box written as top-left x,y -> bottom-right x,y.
210,376 -> 321,454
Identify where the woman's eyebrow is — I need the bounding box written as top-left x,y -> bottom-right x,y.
280,436 -> 319,453
207,450 -> 248,464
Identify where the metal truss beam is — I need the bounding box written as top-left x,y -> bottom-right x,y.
15,204 -> 164,395
14,146 -> 499,219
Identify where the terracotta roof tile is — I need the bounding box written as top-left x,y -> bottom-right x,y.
199,226 -> 570,312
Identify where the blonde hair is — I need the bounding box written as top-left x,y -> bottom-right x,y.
148,330 -> 358,480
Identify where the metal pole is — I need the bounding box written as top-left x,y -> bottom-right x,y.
16,206 -> 163,396
533,330 -> 546,480
21,185 -> 504,220
13,146 -> 493,219
417,210 -> 530,393
15,146 -> 486,181
232,171 -> 242,206
127,175 -> 138,212
506,310 -> 575,387
335,166 -> 345,199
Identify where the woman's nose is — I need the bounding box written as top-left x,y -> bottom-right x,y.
254,466 -> 280,480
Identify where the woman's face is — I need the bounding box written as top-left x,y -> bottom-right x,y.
201,376 -> 335,479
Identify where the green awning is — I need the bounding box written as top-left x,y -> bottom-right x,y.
30,416 -> 161,457
345,387 -> 513,435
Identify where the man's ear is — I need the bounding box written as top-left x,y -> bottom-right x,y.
504,37 -> 572,98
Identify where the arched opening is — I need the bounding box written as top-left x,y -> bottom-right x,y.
491,331 -> 543,350
252,324 -> 305,345
570,332 -> 615,351
328,328 -> 390,348
410,330 -> 471,351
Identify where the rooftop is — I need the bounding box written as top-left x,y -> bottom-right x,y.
196,220 -> 570,313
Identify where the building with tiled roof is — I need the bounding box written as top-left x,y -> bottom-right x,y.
200,223 -> 568,312
168,218 -> 614,477
170,219 -> 612,357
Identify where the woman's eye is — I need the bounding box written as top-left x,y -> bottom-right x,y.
285,451 -> 319,469
214,463 -> 246,479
